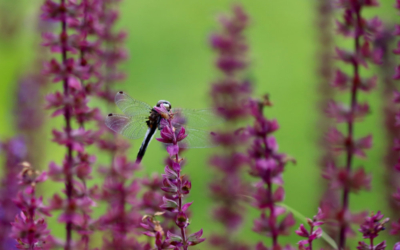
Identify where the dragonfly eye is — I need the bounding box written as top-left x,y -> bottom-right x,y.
108,113 -> 113,116
119,91 -> 124,94
163,103 -> 172,111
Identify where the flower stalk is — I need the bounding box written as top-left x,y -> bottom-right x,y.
152,104 -> 205,249
98,156 -> 145,249
208,5 -> 252,249
247,97 -> 295,249
389,0 -> 400,241
295,209 -> 324,250
323,1 -> 382,248
61,0 -> 74,247
42,0 -> 101,248
91,1 -> 141,248
0,138 -> 27,249
357,211 -> 388,250
11,162 -> 51,250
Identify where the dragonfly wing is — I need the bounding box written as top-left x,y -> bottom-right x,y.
179,127 -> 215,148
171,108 -> 220,128
105,113 -> 149,140
115,91 -> 152,116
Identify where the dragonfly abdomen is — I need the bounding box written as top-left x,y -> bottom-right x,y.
136,126 -> 157,164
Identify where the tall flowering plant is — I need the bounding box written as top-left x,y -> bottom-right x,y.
322,0 -> 382,248
391,0 -> 400,240
372,22 -> 400,226
314,2 -> 340,243
97,156 -> 147,249
247,97 -> 295,250
141,104 -> 205,250
97,128 -> 144,249
357,211 -> 387,250
295,208 -> 325,250
41,0 -> 101,248
0,138 -> 27,249
89,1 -> 141,248
315,0 -> 335,164
140,172 -> 178,243
96,0 -> 128,104
11,162 -> 51,249
208,5 -> 252,249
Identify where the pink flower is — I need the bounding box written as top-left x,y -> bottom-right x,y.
153,99 -> 205,249
10,164 -> 52,250
295,209 -> 324,250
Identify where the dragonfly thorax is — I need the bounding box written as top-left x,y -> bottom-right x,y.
147,109 -> 162,129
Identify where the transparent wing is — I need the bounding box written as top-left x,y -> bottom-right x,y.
105,113 -> 149,140
161,126 -> 215,149
115,91 -> 152,117
171,108 -> 219,128
181,128 -> 215,148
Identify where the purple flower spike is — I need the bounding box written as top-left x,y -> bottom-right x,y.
92,1 -> 146,247
321,1 -> 382,248
41,0 -> 128,248
0,138 -> 27,249
10,162 -> 52,250
248,97 -> 295,249
208,5 -> 252,249
357,211 -> 388,250
151,103 -> 205,249
295,208 -> 325,250
389,0 -> 400,242
98,155 -> 145,249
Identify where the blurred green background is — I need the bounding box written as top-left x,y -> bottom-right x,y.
0,0 -> 399,249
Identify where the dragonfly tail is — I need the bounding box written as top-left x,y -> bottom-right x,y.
136,127 -> 156,164
136,141 -> 146,164
135,155 -> 143,164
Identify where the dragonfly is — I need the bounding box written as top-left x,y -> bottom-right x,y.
105,91 -> 217,163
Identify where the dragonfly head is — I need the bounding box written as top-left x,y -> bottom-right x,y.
156,100 -> 171,111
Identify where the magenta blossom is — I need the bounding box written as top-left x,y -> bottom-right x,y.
143,104 -> 205,250
247,97 -> 295,249
321,0 -> 382,248
295,208 -> 324,250
208,5 -> 252,249
41,0 -> 105,248
0,138 -> 27,249
10,163 -> 52,250
357,211 -> 388,250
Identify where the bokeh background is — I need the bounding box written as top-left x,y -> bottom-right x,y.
0,0 -> 399,248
